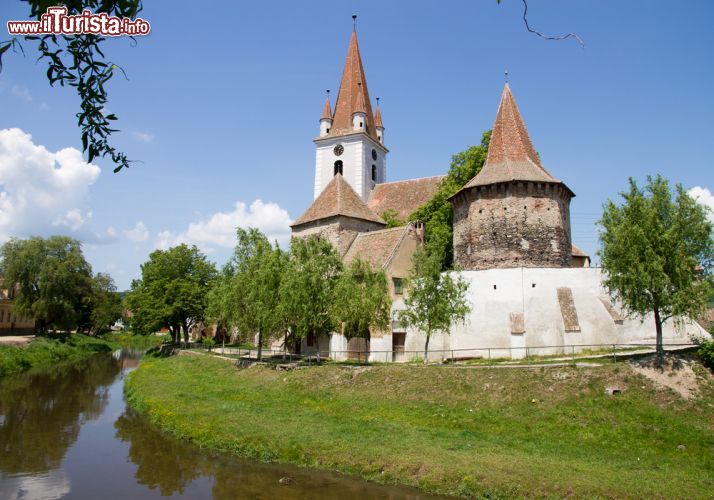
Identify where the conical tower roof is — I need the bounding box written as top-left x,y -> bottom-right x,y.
374,103 -> 384,128
292,173 -> 385,227
461,84 -> 564,190
321,95 -> 333,121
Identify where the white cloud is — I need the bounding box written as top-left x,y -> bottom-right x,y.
11,84 -> 32,103
156,199 -> 292,252
688,186 -> 714,222
133,131 -> 154,143
0,128 -> 100,242
124,220 -> 149,242
53,208 -> 92,231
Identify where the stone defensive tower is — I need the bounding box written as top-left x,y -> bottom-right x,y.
449,84 -> 574,270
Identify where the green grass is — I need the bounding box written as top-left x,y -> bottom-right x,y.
125,356 -> 714,498
0,334 -> 116,379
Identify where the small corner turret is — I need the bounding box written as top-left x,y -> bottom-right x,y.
319,90 -> 333,137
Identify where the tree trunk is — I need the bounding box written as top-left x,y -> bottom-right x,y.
314,331 -> 321,364
257,331 -> 263,361
653,307 -> 664,367
424,333 -> 430,364
181,318 -> 189,344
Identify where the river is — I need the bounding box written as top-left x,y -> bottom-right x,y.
0,351 -> 437,499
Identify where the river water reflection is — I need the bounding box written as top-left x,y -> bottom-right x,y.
0,351 -> 437,499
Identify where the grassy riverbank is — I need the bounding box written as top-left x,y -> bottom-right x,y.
0,334 -> 118,379
125,355 -> 714,498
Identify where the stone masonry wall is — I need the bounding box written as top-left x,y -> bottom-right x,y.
452,182 -> 572,270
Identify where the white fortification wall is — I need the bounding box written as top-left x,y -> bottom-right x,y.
399,267 -> 708,361
315,267 -> 709,362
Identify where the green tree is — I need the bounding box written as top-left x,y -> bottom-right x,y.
205,263 -> 236,343
331,258 -> 391,357
0,235 -> 93,333
218,228 -> 287,360
1,1 -> 145,172
410,131 -> 490,269
599,176 -> 713,363
87,273 -> 123,334
398,244 -> 471,363
279,236 -> 343,353
126,244 -> 216,342
380,209 -> 404,228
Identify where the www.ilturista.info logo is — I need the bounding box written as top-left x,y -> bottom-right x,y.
7,6 -> 151,36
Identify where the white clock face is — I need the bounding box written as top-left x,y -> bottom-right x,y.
333,144 -> 344,156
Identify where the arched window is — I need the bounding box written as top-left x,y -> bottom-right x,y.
333,160 -> 343,176
371,164 -> 377,182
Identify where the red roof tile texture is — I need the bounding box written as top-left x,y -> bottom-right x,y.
329,31 -> 379,141
463,84 -> 561,189
292,173 -> 385,227
374,104 -> 384,128
343,226 -> 410,270
368,176 -> 445,221
321,96 -> 332,121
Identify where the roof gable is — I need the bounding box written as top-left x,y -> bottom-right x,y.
292,173 -> 385,227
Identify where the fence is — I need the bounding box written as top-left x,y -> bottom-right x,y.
179,341 -> 699,366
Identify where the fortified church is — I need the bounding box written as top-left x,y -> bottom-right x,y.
288,25 -> 706,360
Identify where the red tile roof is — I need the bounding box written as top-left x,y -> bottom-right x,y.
292,173 -> 385,227
328,31 -> 379,141
321,95 -> 332,121
461,84 -> 564,190
368,176 -> 445,221
343,226 -> 410,270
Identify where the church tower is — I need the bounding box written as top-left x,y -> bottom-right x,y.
449,84 -> 575,270
314,23 -> 388,202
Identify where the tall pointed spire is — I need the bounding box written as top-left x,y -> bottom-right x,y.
330,29 -> 378,140
462,83 -> 560,189
321,90 -> 332,120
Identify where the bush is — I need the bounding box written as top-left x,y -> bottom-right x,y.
202,337 -> 216,351
697,340 -> 714,370
0,334 -> 114,378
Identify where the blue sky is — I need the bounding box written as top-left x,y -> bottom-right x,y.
1,0 -> 713,289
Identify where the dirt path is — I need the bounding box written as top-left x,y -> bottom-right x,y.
0,335 -> 34,346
